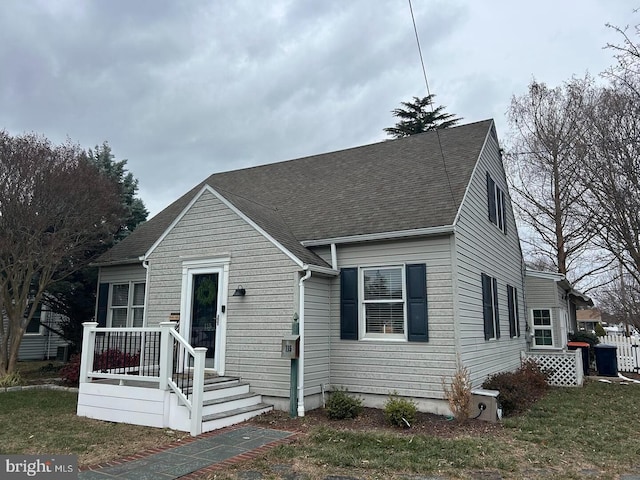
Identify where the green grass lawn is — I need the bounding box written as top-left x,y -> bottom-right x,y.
0,380 -> 638,479
0,389 -> 190,466
219,381 -> 640,480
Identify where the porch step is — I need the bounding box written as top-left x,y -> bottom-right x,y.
201,403 -> 273,433
180,376 -> 245,395
202,392 -> 262,414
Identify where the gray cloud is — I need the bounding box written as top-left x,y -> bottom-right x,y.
0,0 -> 635,215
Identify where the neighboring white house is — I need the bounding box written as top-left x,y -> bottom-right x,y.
2,304 -> 70,361
78,120 -> 528,433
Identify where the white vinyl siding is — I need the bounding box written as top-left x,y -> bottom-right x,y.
145,189 -> 300,399
326,236 -> 455,401
454,127 -> 527,386
6,308 -> 71,361
304,276 -> 331,398
524,274 -> 567,350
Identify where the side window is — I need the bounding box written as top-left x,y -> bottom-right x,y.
486,172 -> 506,234
25,304 -> 43,334
340,264 -> 428,342
481,273 -> 500,340
531,309 -> 553,347
362,266 -> 405,338
108,283 -> 146,328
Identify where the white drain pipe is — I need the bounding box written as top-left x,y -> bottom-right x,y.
297,268 -> 312,417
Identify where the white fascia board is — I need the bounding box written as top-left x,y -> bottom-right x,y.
300,225 -> 455,247
142,184 -> 306,269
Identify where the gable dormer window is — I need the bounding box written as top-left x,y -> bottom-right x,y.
486,172 -> 506,234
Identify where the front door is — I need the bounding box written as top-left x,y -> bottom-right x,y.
190,272 -> 219,369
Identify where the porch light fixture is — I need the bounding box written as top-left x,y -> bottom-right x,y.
233,285 -> 246,297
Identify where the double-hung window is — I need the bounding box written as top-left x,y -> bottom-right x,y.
531,308 -> 553,347
362,266 -> 406,338
340,264 -> 428,342
487,173 -> 506,233
109,283 -> 145,327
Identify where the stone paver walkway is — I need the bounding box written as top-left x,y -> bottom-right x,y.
79,426 -> 294,479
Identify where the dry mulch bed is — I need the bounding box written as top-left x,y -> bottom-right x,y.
249,407 -> 502,438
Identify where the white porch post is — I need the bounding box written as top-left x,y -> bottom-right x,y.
79,322 -> 98,384
190,347 -> 207,436
159,322 -> 177,391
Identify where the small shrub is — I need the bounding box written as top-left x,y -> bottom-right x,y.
383,392 -> 417,427
60,354 -> 81,386
59,349 -> 141,387
442,364 -> 472,422
0,371 -> 22,387
482,359 -> 550,417
326,389 -> 363,420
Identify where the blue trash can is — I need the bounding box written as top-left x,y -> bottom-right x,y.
594,344 -> 618,377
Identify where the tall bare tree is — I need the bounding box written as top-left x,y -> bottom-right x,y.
505,78 -> 609,287
0,131 -> 122,375
581,85 -> 640,286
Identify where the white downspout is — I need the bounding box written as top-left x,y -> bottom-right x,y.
330,243 -> 338,271
141,259 -> 150,326
297,268 -> 312,417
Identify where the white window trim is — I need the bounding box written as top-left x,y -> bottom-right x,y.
489,174 -> 507,234
359,265 -> 407,341
108,282 -> 146,328
486,275 -> 499,341
495,186 -> 505,233
531,308 -> 554,349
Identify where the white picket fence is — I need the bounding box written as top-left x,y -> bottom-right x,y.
599,335 -> 640,373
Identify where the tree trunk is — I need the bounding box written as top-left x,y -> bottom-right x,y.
7,328 -> 23,375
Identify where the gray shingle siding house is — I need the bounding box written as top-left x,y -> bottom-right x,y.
92,119 -> 526,415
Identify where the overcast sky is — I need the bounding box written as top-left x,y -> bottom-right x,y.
0,1 -> 634,217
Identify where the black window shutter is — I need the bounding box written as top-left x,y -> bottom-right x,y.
406,263 -> 428,342
96,283 -> 109,327
507,285 -> 516,337
514,287 -> 520,337
486,173 -> 497,224
340,268 -> 358,340
493,277 -> 500,338
481,273 -> 494,340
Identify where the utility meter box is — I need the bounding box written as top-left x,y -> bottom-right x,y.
470,388 -> 501,423
281,335 -> 300,359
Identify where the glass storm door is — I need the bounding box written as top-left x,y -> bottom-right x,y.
190,273 -> 218,369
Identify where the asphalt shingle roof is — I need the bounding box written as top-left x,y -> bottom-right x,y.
95,119 -> 493,268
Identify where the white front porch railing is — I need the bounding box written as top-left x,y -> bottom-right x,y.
80,321 -> 207,436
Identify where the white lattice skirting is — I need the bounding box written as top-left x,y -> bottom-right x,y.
522,350 -> 584,387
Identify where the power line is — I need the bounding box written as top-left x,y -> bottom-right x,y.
407,0 -> 457,209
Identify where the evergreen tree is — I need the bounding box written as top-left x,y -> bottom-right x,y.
384,95 -> 461,138
42,143 -> 148,352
